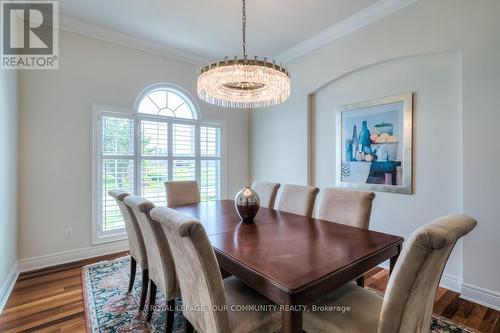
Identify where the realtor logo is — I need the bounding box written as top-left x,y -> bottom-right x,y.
1,1 -> 58,69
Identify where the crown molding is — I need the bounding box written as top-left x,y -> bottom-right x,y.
59,15 -> 209,66
274,0 -> 419,63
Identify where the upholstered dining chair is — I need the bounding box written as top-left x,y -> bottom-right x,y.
251,180 -> 281,208
317,187 -> 375,287
318,188 -> 375,229
275,184 -> 320,217
303,214 -> 477,333
165,180 -> 201,207
124,195 -> 179,333
151,206 -> 281,333
108,190 -> 149,312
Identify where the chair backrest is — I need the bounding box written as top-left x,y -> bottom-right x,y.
378,214 -> 477,333
165,180 -> 201,207
151,207 -> 229,333
123,195 -> 177,299
251,180 -> 281,209
108,190 -> 147,269
317,188 -> 375,229
275,184 -> 319,217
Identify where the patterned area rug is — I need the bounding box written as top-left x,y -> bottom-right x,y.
82,256 -> 478,333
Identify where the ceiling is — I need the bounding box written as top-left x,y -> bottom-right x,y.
59,0 -> 381,62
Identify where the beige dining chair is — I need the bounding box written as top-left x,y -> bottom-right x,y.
303,214 -> 477,333
318,188 -> 375,229
251,180 -> 281,209
123,195 -> 179,333
150,206 -> 281,333
165,180 -> 201,207
275,184 -> 320,217
108,190 -> 149,312
317,187 -> 375,287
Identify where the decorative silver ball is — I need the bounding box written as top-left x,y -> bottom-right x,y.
235,186 -> 260,222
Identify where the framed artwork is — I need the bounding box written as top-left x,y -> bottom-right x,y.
336,93 -> 413,194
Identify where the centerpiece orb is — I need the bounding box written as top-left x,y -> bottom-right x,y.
235,186 -> 260,222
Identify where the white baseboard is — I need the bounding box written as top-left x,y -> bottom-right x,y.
440,273 -> 463,293
17,241 -> 129,273
0,262 -> 19,314
461,283 -> 500,311
378,262 -> 462,292
377,262 -> 500,310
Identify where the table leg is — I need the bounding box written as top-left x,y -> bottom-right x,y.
282,310 -> 303,333
389,243 -> 402,276
356,275 -> 365,287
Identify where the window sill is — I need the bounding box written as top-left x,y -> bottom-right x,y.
93,231 -> 128,246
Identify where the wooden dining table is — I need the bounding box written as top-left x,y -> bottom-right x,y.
172,199 -> 404,333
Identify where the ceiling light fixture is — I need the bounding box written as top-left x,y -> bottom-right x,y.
197,0 -> 291,108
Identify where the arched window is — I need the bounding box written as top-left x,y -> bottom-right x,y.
94,84 -> 223,243
136,85 -> 198,119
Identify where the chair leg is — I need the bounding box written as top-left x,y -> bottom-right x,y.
128,257 -> 137,292
139,269 -> 149,312
356,275 -> 365,288
165,299 -> 175,333
185,319 -> 194,333
146,280 -> 157,322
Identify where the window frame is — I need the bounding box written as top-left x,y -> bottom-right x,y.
92,84 -> 226,245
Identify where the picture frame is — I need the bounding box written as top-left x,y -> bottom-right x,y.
335,93 -> 413,194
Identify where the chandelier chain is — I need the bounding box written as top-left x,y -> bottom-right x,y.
242,0 -> 247,57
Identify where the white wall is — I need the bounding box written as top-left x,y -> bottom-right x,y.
312,52 -> 463,278
18,30 -> 251,261
251,0 -> 500,307
0,70 -> 18,306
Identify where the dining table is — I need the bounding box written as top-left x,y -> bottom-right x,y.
171,199 -> 404,333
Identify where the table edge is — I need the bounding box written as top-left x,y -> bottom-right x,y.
214,237 -> 403,295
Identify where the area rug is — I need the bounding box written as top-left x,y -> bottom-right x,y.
82,256 -> 478,333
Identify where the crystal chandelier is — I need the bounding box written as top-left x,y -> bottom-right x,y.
197,0 -> 291,108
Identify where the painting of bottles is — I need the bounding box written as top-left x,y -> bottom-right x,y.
336,93 -> 413,194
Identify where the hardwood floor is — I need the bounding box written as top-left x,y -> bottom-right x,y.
0,254 -> 498,333
0,252 -> 127,333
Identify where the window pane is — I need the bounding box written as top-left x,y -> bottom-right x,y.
201,160 -> 220,201
175,103 -> 194,119
102,116 -> 134,155
201,126 -> 220,157
141,160 -> 168,206
102,159 -> 134,231
173,160 -> 195,181
148,90 -> 167,110
167,91 -> 184,111
173,124 -> 195,157
137,88 -> 196,119
138,97 -> 159,115
158,108 -> 175,117
141,120 -> 168,156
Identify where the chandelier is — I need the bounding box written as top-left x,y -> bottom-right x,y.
197,0 -> 291,109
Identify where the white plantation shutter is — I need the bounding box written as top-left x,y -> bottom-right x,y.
200,126 -> 221,201
200,160 -> 220,201
141,121 -> 168,156
141,160 -> 168,206
94,85 -> 223,243
99,115 -> 135,233
172,123 -> 196,184
173,123 -> 195,157
140,120 -> 169,206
